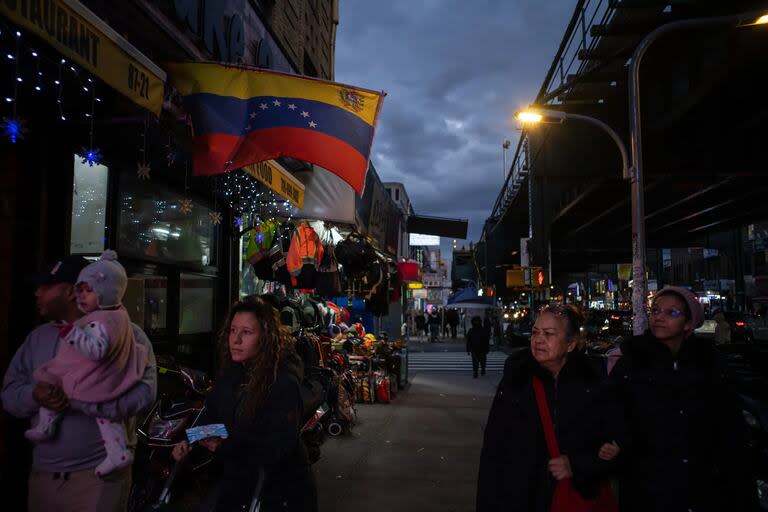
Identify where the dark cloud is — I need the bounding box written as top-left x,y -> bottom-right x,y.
335,0 -> 575,241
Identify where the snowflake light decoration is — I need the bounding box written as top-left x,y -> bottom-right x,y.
137,162 -> 151,180
81,147 -> 102,167
178,198 -> 193,215
2,117 -> 26,144
209,211 -> 222,225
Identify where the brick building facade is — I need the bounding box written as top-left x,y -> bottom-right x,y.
257,0 -> 339,79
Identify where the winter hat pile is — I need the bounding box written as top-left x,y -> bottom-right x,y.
76,250 -> 128,309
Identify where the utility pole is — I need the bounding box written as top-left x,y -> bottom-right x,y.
502,139 -> 511,182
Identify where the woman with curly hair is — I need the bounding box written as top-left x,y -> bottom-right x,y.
172,297 -> 317,511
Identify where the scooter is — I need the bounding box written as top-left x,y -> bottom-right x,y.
300,366 -> 335,463
128,357 -> 213,512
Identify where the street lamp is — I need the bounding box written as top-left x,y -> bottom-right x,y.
515,108 -> 629,178
628,9 -> 768,334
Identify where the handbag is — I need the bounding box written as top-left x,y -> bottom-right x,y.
532,376 -> 618,512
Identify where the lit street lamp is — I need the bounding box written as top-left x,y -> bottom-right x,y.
515,108 -> 629,178
515,10 -> 766,334
627,10 -> 768,334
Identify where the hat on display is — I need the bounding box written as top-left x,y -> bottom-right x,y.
280,306 -> 301,334
301,298 -> 317,328
76,250 -> 128,309
28,255 -> 90,286
653,286 -> 704,330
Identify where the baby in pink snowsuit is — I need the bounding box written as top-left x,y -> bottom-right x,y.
25,250 -> 148,477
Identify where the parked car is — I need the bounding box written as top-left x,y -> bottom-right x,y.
724,312 -> 755,342
607,310 -> 633,337
582,310 -> 610,341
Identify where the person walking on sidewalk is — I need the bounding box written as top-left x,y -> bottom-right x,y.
428,309 -> 441,342
415,312 -> 426,338
466,316 -> 490,378
2,255 -> 157,512
477,305 -> 622,512
608,286 -> 758,512
447,308 -> 460,339
172,297 -> 317,511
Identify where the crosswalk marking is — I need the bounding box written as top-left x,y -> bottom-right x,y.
408,351 -> 508,371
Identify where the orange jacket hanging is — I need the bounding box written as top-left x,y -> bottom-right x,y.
286,223 -> 324,286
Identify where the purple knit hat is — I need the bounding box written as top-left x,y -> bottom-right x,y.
653,286 -> 704,329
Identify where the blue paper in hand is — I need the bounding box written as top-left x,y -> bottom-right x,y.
186,423 -> 229,443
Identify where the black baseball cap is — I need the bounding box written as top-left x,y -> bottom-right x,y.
28,255 -> 90,286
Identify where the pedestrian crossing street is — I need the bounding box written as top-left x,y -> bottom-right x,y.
408,351 -> 509,372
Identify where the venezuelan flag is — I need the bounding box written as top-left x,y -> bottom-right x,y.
166,62 -> 385,195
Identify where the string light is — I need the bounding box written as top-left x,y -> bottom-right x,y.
0,28 -> 106,137
2,26 -> 25,143
81,78 -> 100,166
56,58 -> 65,121
33,47 -> 41,92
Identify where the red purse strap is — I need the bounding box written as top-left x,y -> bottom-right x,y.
532,376 -> 561,458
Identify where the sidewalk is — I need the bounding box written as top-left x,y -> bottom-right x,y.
313,370 -> 500,511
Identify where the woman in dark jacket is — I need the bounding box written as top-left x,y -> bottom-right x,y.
466,316 -> 490,378
477,305 -> 621,512
173,297 -> 317,512
609,286 -> 758,512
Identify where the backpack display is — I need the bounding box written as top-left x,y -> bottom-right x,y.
334,232 -> 377,274
315,237 -> 343,297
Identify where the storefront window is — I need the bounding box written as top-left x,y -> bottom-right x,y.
70,154 -> 108,254
117,173 -> 215,266
179,273 -> 214,335
123,275 -> 168,335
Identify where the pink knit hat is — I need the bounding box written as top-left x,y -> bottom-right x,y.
653,286 -> 704,329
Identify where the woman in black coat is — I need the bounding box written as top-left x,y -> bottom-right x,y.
477,305 -> 621,512
173,297 -> 317,512
477,306 -> 621,512
609,286 -> 758,512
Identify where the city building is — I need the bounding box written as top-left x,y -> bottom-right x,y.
384,181 -> 414,261
479,1 -> 768,318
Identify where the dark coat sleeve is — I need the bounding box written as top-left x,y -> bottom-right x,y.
712,355 -> 760,511
195,379 -> 222,428
568,371 -> 626,495
217,372 -> 303,468
477,357 -> 533,512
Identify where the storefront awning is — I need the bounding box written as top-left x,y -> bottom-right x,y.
408,215 -> 468,239
0,0 -> 166,115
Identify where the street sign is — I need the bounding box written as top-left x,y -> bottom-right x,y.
506,269 -> 525,288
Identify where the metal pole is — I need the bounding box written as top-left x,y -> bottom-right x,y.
627,12 -> 748,335
503,145 -> 507,182
502,139 -> 511,183
556,112 -> 629,178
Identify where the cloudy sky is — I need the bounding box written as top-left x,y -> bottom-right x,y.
335,0 -> 575,243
